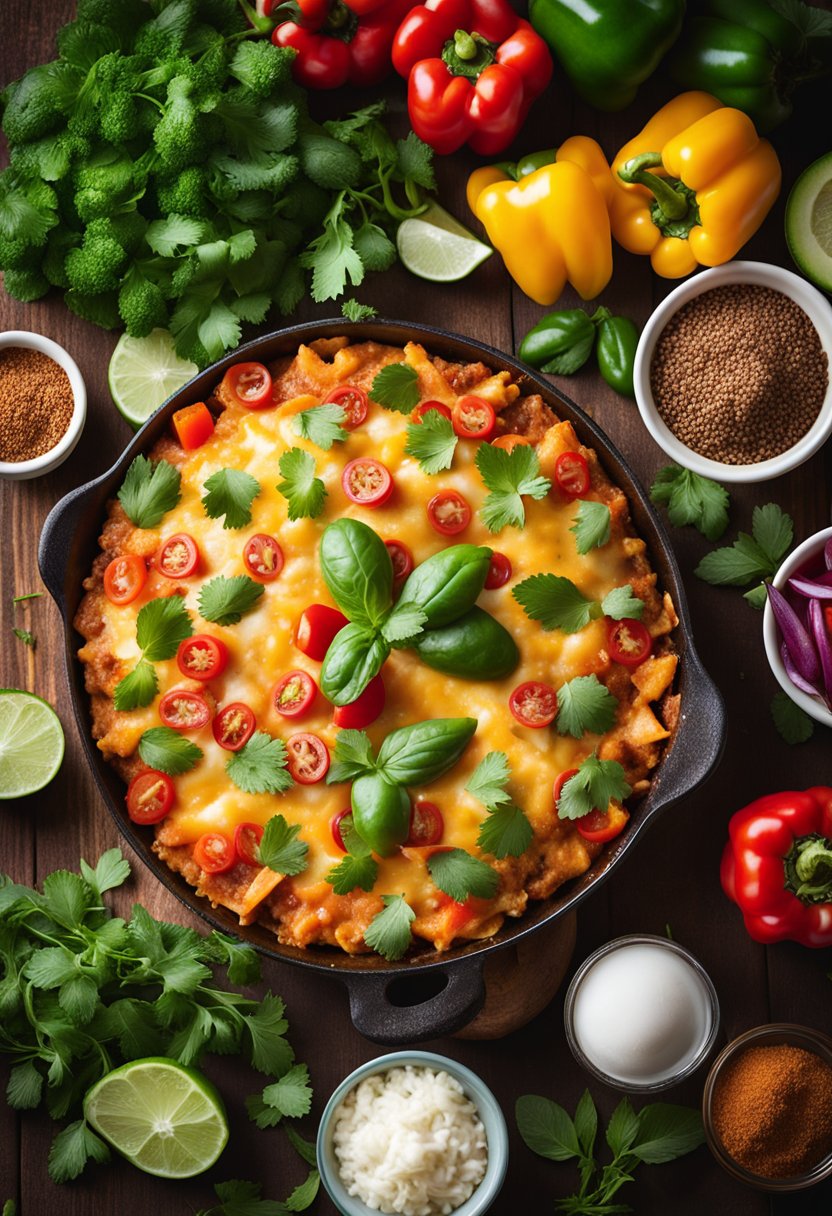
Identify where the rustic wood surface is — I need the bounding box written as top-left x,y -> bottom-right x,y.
2,2 -> 832,1213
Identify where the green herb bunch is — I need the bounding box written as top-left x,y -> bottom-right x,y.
0,0 -> 434,365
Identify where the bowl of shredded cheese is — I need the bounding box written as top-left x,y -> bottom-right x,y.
316,1050 -> 508,1216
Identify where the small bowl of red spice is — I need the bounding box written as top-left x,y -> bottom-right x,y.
0,330 -> 86,480
702,1023 -> 832,1191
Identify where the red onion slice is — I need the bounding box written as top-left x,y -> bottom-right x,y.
767,583 -> 821,684
808,598 -> 832,706
787,574 -> 832,599
781,642 -> 823,699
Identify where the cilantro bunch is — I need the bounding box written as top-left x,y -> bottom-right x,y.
0,0 -> 434,365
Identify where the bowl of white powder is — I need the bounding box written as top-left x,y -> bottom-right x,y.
317,1051 -> 508,1216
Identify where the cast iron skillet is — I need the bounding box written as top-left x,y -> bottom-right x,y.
39,319 -> 726,1045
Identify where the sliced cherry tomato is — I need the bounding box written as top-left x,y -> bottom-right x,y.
221,361 -> 272,408
413,400 -> 452,423
295,604 -> 348,661
286,732 -> 330,784
406,801 -> 444,847
243,533 -> 284,582
274,669 -> 317,718
159,689 -> 211,731
212,702 -> 256,751
386,539 -> 414,584
333,674 -> 385,729
177,635 -> 229,682
234,822 -> 264,865
427,490 -> 471,536
608,618 -> 652,667
331,809 -> 352,852
157,533 -> 200,579
552,768 -> 580,810
577,806 -> 629,843
103,554 -> 147,606
510,681 -> 558,728
452,395 -> 496,441
342,458 -> 393,507
126,770 -> 174,824
324,384 -> 369,430
491,434 -> 530,452
194,831 -> 235,874
485,552 -> 512,590
554,451 -> 590,499
172,402 -> 214,450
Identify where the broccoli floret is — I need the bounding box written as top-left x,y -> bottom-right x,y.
42,228 -> 82,289
109,212 -> 149,255
2,66 -> 65,145
3,267 -> 50,302
65,289 -> 121,329
99,92 -> 139,145
73,147 -> 138,219
228,41 -> 293,99
65,228 -> 127,295
118,268 -> 169,337
181,38 -> 229,103
169,259 -> 197,298
157,166 -> 208,217
75,0 -> 148,35
153,76 -> 207,174
0,234 -> 44,271
74,187 -> 114,222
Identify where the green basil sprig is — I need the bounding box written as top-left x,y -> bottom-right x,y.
319,518 -> 393,629
396,545 -> 492,628
375,718 -> 478,786
321,623 -> 391,707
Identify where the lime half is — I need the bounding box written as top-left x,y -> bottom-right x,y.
0,690 -> 65,799
84,1058 -> 229,1179
786,151 -> 832,292
397,202 -> 492,282
108,329 -> 199,430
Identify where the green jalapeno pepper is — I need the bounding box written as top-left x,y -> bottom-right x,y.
519,305 -> 640,396
595,313 -> 639,398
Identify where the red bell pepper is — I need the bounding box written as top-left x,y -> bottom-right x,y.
270,0 -> 414,88
721,786 -> 832,948
392,0 -> 553,155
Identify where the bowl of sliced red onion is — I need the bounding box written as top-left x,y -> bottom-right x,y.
763,526 -> 832,727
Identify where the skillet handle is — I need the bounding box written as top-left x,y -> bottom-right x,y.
650,644 -> 726,811
343,957 -> 485,1045
38,486 -> 92,614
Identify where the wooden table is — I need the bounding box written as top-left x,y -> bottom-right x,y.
2,3 -> 831,1212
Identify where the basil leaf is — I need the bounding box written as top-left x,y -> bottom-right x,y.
320,623 -> 390,706
319,519 -> 393,628
515,1095 -> 581,1162
376,717 -> 477,786
631,1104 -> 706,1164
397,544 -> 492,629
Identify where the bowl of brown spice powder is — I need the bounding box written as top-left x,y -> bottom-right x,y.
702,1023 -> 832,1192
634,262 -> 832,483
0,330 -> 86,481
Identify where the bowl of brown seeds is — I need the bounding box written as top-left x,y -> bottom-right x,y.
0,330 -> 87,481
633,262 -> 832,483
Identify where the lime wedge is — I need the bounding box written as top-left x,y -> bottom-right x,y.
397,202 -> 492,282
0,690 -> 65,799
786,151 -> 832,292
108,329 -> 199,430
84,1058 -> 229,1179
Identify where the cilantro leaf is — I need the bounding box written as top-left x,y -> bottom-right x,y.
286,1169 -> 320,1212
327,729 -> 376,783
476,443 -> 551,532
694,533 -> 773,587
258,813 -> 308,875
198,575 -> 264,626
513,573 -> 597,633
380,602 -> 427,645
342,299 -> 378,322
396,131 -> 436,190
428,848 -> 499,902
369,363 -> 420,413
771,692 -> 814,744
202,931 -> 261,987
227,732 -> 293,795
364,894 -> 415,961
404,411 -> 458,474
557,753 -> 631,821
556,676 -> 618,738
137,595 -> 193,661
201,468 -> 261,530
6,1060 -> 43,1109
243,992 -> 294,1077
600,584 -> 644,621
117,456 -> 182,529
752,503 -> 793,567
477,804 -> 533,859
113,659 -> 158,712
650,465 -> 730,542
465,751 -> 512,808
48,1120 -> 110,1184
292,402 -> 348,451
277,447 -> 327,520
299,203 -> 364,303
138,727 -> 203,776
353,222 -> 396,272
79,849 -> 130,901
326,851 -> 378,895
570,500 -> 611,554
258,1063 -> 313,1120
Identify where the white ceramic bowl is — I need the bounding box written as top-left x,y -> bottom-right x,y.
0,330 -> 87,480
634,261 -> 832,484
763,525 -> 832,728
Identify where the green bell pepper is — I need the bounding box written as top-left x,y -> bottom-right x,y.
528,0 -> 685,111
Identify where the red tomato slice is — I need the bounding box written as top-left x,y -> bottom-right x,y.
552,768 -> 580,810
333,674 -> 385,729
157,533 -> 200,579
212,702 -> 256,751
452,395 -> 496,441
427,490 -> 471,536
103,554 -> 147,606
385,540 -> 414,584
294,604 -> 349,661
608,618 -> 652,667
331,809 -> 352,852
243,533 -> 284,582
234,822 -> 264,865
510,681 -> 558,728
177,635 -> 229,682
222,362 -> 272,408
274,669 -> 317,718
158,689 -> 211,731
194,832 -> 235,874
324,384 -> 369,430
577,807 -> 629,843
485,552 -> 512,590
413,400 -> 452,423
407,800 -> 444,847
555,451 -> 590,498
126,770 -> 174,824
286,732 -> 330,784
491,434 -> 530,452
172,402 -> 214,450
342,458 -> 393,507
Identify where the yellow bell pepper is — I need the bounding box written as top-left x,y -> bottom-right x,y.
609,91 -> 781,278
466,138 -> 613,306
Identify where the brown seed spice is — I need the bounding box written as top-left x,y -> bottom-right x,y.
0,346 -> 74,463
650,284 -> 828,465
